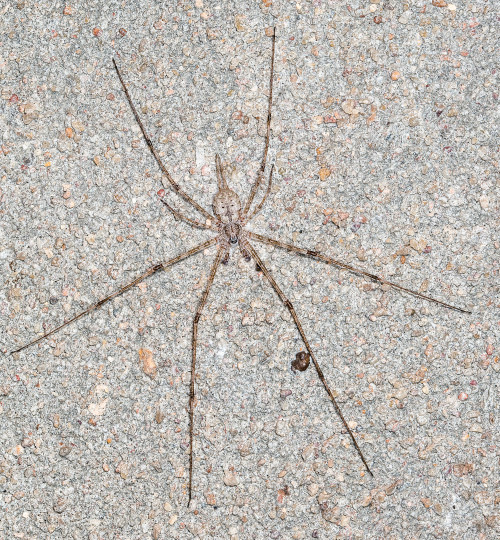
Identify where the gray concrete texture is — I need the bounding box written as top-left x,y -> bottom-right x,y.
0,0 -> 498,538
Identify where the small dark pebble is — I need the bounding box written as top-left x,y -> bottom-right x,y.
291,351 -> 310,372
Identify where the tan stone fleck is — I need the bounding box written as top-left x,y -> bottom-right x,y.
139,348 -> 157,379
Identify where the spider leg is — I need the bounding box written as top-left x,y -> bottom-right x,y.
248,232 -> 471,314
246,164 -> 274,222
242,28 -> 276,217
158,196 -> 217,231
245,241 -> 373,477
11,238 -> 217,355
215,154 -> 228,190
113,58 -> 214,222
189,247 -> 225,505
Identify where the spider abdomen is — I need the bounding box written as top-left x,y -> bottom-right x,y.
223,222 -> 242,244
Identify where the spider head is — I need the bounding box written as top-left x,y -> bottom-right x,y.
213,189 -> 241,224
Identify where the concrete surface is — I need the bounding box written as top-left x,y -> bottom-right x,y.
0,1 -> 498,538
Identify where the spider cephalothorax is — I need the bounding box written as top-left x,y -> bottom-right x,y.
212,154 -> 251,263
212,153 -> 241,223
212,188 -> 241,224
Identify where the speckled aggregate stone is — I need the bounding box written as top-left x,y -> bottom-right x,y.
0,1 -> 498,539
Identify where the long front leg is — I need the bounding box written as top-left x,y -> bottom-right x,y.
113,59 -> 214,222
245,241 -> 373,477
11,238 -> 217,355
242,29 -> 276,217
188,247 -> 225,505
248,232 -> 470,314
246,164 -> 274,222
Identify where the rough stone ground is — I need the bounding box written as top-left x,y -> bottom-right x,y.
0,1 -> 498,539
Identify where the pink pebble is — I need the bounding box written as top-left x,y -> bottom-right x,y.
458,392 -> 468,401
157,189 -> 165,198
470,380 -> 477,386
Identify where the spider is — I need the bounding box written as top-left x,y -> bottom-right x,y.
11,28 -> 470,505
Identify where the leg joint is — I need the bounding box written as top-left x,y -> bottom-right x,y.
194,313 -> 201,324
284,299 -> 293,310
